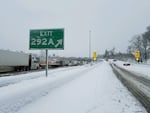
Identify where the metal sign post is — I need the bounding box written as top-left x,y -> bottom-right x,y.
46,49 -> 48,77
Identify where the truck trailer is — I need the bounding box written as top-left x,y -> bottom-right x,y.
0,50 -> 39,72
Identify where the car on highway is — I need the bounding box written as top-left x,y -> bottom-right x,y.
123,63 -> 131,66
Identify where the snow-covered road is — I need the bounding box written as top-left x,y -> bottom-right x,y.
111,63 -> 150,112
0,61 -> 147,113
113,60 -> 150,80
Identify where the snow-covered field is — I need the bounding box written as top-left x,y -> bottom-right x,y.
0,61 -> 147,113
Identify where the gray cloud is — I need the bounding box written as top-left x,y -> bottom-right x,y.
0,0 -> 150,57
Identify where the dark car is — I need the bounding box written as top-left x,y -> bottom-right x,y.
123,63 -> 130,66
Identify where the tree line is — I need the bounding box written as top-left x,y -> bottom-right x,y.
102,48 -> 133,61
127,25 -> 150,61
102,25 -> 150,61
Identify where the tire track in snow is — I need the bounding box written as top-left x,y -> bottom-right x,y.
111,64 -> 150,113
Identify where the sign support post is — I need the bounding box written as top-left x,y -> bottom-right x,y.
46,49 -> 48,77
29,28 -> 64,77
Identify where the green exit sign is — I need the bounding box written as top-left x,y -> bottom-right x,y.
29,28 -> 64,49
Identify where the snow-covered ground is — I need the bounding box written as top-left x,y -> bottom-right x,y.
0,66 -> 83,87
0,61 -> 147,113
112,60 -> 150,80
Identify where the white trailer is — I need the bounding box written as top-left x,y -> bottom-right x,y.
0,50 -> 29,66
0,50 -> 41,73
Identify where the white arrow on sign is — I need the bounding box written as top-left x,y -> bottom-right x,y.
55,39 -> 63,48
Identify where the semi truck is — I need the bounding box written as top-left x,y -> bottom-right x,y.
0,50 -> 40,73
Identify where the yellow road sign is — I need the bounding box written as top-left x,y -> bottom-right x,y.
134,51 -> 140,58
93,52 -> 97,61
135,57 -> 140,61
93,57 -> 97,61
93,52 -> 97,58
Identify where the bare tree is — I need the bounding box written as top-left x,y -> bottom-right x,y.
142,29 -> 150,60
128,32 -> 150,60
128,35 -> 142,53
103,49 -> 109,59
110,47 -> 115,57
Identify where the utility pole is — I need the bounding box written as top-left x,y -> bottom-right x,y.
89,30 -> 91,62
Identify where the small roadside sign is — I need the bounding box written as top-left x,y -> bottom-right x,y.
93,52 -> 97,61
135,57 -> 140,61
134,51 -> 140,62
134,51 -> 140,58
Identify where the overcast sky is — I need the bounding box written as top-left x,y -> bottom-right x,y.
0,0 -> 150,57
